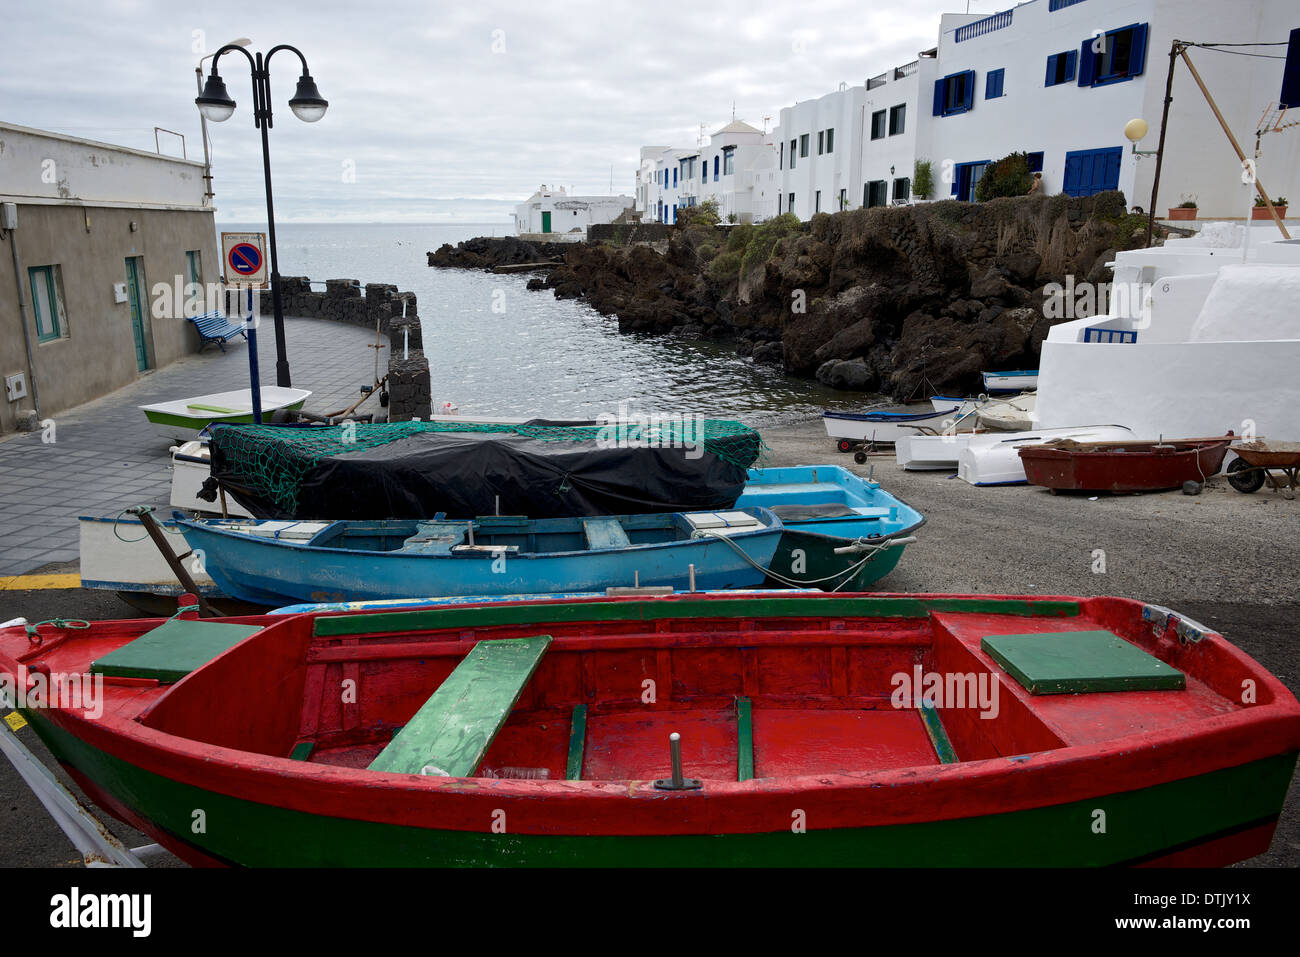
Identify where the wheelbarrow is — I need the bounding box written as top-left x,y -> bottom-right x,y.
1226,442 -> 1300,499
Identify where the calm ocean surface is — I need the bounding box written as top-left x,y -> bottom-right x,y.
216,222 -> 864,425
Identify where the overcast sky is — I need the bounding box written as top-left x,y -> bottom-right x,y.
6,0 -> 965,222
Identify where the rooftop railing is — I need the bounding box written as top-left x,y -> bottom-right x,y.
954,8 -> 1013,43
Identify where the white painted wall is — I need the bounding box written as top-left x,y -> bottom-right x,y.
922,0 -> 1299,217
514,186 -> 633,235
776,85 -> 866,218
0,122 -> 207,210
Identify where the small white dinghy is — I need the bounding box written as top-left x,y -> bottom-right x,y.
822,403 -> 961,449
982,370 -> 1038,393
957,425 -> 1137,486
897,425 -> 1138,473
140,387 -> 311,442
977,393 -> 1038,431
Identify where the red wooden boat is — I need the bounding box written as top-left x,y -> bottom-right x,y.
3,592 -> 1297,867
1019,437 -> 1233,493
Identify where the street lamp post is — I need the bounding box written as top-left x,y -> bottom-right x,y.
195,44 -> 328,389
195,38 -> 251,204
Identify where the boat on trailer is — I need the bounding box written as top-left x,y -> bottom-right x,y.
173,509 -> 785,606
823,404 -> 961,449
4,591 -> 1296,866
139,388 -> 311,442
1019,437 -> 1233,493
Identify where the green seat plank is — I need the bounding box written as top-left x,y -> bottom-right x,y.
582,518 -> 631,550
368,635 -> 552,777
736,696 -> 754,781
566,704 -> 587,780
919,704 -> 958,764
91,618 -> 262,683
289,741 -> 316,761
981,629 -> 1185,695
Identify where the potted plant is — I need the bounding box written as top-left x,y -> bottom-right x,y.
1168,193 -> 1198,221
1252,195 -> 1288,220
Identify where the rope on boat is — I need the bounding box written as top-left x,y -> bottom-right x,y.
24,619 -> 90,644
693,530 -> 908,592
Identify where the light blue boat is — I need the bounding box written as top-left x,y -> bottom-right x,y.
174,508 -> 784,606
737,465 -> 924,589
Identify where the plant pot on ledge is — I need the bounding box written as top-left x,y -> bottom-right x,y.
1252,205 -> 1288,220
1167,206 -> 1198,221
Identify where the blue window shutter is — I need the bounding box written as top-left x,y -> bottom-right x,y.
962,71 -> 975,111
1129,23 -> 1149,77
1078,39 -> 1097,86
933,78 -> 945,115
1045,54 -> 1057,86
1066,50 -> 1078,82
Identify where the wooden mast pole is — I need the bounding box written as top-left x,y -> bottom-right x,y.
1178,48 -> 1291,239
1145,41 -> 1182,247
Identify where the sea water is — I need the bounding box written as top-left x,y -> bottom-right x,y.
216,222 -> 863,424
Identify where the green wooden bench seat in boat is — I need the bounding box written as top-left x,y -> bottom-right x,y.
981,629 -> 1185,695
582,517 -> 631,550
368,635 -> 553,777
90,618 -> 263,683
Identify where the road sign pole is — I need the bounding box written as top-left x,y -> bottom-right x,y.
245,288 -> 263,424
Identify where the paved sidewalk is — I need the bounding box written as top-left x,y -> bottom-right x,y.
0,317 -> 382,576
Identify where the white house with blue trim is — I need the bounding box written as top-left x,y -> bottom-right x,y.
638,122 -> 779,224
920,0 -> 1300,217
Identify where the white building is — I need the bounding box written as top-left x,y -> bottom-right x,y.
637,121 -> 780,224
513,186 -> 633,238
774,53 -> 940,219
916,0 -> 1300,215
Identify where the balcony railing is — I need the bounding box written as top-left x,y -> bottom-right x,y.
894,60 -> 918,79
1049,0 -> 1089,10
866,72 -> 887,90
954,8 -> 1013,43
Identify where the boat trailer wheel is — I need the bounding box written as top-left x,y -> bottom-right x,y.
1226,458 -> 1265,494
837,439 -> 854,453
853,451 -> 868,465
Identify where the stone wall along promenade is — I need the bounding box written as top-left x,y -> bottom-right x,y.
256,278 -> 431,421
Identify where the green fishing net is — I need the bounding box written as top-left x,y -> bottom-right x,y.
210,419 -> 766,515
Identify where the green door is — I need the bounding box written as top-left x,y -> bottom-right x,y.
541,211 -> 551,233
124,256 -> 150,371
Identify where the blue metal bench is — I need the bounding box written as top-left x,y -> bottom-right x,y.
189,311 -> 248,352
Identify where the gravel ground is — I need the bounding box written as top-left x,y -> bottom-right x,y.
0,418 -> 1296,867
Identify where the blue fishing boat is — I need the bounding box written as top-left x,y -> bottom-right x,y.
174,508 -> 784,606
737,465 -> 924,589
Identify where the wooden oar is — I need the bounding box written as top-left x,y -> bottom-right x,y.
1036,434 -> 1235,449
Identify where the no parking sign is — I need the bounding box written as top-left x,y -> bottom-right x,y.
221,232 -> 268,286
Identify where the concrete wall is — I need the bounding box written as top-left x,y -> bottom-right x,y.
0,204 -> 218,434
0,123 -> 216,434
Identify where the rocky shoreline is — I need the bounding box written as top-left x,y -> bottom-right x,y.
428,193 -> 1158,399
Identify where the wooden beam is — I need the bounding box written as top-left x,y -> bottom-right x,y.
736,696 -> 755,781
920,704 -> 958,765
566,704 -> 587,781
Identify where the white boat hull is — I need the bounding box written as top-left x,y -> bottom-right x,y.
956,426 -> 1137,486
823,406 -> 961,445
982,372 -> 1038,392
79,515 -> 219,595
170,441 -> 252,517
977,394 -> 1038,432
140,387 -> 312,442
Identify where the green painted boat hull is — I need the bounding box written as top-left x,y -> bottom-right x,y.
764,531 -> 908,591
26,712 -> 1295,867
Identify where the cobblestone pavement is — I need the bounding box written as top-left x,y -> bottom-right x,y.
0,317 -> 382,576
